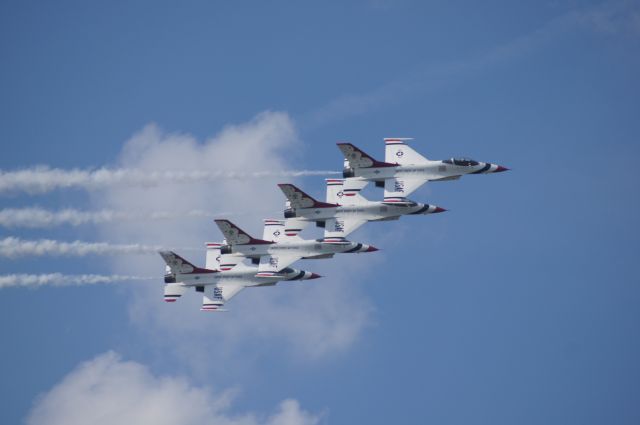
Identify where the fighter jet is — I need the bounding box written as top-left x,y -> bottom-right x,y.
214,218 -> 377,277
278,179 -> 446,239
338,138 -> 509,202
159,245 -> 321,312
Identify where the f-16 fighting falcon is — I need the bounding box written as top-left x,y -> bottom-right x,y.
278,180 -> 446,239
214,218 -> 378,277
338,138 -> 509,202
159,246 -> 321,312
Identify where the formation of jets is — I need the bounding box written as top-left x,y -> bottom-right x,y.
160,139 -> 508,311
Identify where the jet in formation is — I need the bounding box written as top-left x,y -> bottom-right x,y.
160,138 -> 507,311
278,179 -> 446,239
214,218 -> 378,276
160,245 -> 320,312
338,138 -> 508,203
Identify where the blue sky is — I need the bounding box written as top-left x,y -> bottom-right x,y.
1,1 -> 639,424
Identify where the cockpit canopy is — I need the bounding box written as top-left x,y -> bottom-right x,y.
443,157 -> 479,166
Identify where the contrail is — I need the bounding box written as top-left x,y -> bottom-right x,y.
0,273 -> 154,289
0,237 -> 169,258
0,166 -> 340,194
0,208 -> 227,228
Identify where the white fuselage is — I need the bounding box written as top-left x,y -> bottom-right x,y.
226,239 -> 371,259
292,201 -> 437,223
351,160 -> 500,182
170,267 -> 314,288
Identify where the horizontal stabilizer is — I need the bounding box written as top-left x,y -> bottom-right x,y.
164,282 -> 187,302
384,138 -> 429,165
341,178 -> 370,206
325,178 -> 344,204
263,219 -> 285,242
220,254 -> 246,272
205,242 -> 222,270
283,217 -> 308,239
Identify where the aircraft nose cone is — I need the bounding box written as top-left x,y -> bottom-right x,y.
494,165 -> 510,172
365,245 -> 379,252
309,273 -> 322,280
433,206 -> 447,213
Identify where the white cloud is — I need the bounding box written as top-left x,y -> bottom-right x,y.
91,111 -> 374,372
26,351 -> 321,425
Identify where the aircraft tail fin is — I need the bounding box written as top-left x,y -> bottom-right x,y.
159,251 -> 213,275
384,138 -> 429,165
337,142 -> 396,170
214,219 -> 272,246
278,183 -> 337,209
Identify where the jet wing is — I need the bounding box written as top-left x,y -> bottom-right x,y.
201,284 -> 244,312
283,217 -> 309,239
324,217 -> 368,239
256,253 -> 302,276
383,176 -> 428,200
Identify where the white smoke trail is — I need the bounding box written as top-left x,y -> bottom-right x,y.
0,208 -> 232,228
0,166 -> 340,195
0,237 -> 176,258
0,273 -> 154,289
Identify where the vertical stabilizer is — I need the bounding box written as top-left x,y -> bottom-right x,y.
278,183 -> 337,209
337,142 -> 395,169
214,219 -> 272,246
